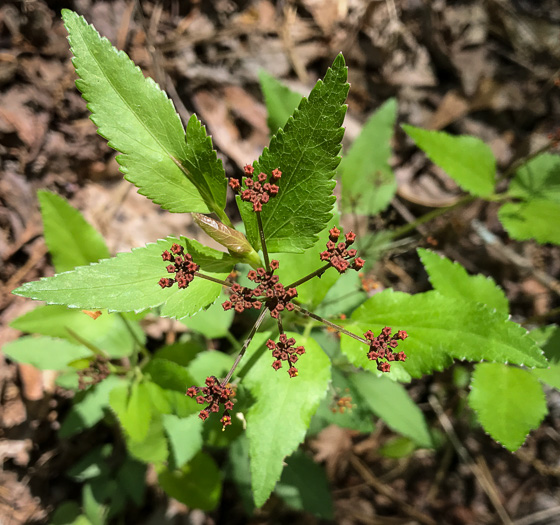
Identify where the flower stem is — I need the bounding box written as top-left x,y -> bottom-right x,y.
221,307 -> 268,386
291,304 -> 368,345
287,262 -> 332,288
256,211 -> 270,272
194,272 -> 232,287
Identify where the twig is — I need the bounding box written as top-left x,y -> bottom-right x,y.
349,454 -> 437,525
429,395 -> 513,525
256,211 -> 270,272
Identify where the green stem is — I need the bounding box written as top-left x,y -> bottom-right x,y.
256,211 -> 270,272
287,262 -> 332,289
221,307 -> 268,386
118,313 -> 150,359
194,272 -> 233,287
292,305 -> 368,345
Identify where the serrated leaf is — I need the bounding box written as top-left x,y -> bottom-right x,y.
62,10 -> 226,216
109,382 -> 152,442
59,376 -> 123,438
143,358 -> 196,393
508,153 -> 560,203
468,363 -> 547,451
162,413 -> 204,468
418,248 -> 508,314
38,191 -> 109,272
498,199 -> 560,245
341,290 -> 547,379
243,332 -> 331,507
157,453 -> 221,511
402,125 -> 495,197
187,350 -> 234,384
11,305 -> 141,358
340,99 -> 397,215
180,293 -> 234,338
258,70 -> 303,135
239,54 -> 349,253
275,451 -> 333,519
314,270 -> 367,319
3,335 -> 91,370
13,237 -> 231,319
530,325 -> 560,389
350,372 -> 432,448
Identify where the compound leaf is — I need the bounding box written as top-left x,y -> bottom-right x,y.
340,98 -> 397,215
38,191 -> 109,272
239,54 -> 348,253
468,363 -> 547,451
243,333 -> 331,507
418,248 -> 508,314
402,125 -> 495,197
13,237 -> 231,320
341,290 -> 547,379
62,10 -> 225,215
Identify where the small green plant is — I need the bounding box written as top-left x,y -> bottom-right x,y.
6,9 -> 560,521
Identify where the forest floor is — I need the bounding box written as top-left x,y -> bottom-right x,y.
1,1 -> 560,524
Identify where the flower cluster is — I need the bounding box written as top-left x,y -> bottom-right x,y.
266,334 -> 305,377
222,283 -> 262,313
320,227 -> 365,273
364,327 -> 408,372
247,260 -> 297,318
186,376 -> 235,430
158,243 -> 200,289
229,165 -> 281,212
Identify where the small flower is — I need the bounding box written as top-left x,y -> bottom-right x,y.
363,327 -> 408,373
320,230 -> 364,274
234,167 -> 282,212
267,334 -> 305,376
187,376 -> 236,426
158,246 -> 200,289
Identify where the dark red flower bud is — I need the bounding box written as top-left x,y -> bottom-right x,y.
244,164 -> 255,175
271,168 -> 282,180
229,178 -> 240,191
270,260 -> 279,270
272,360 -> 282,370
199,410 -> 210,421
162,251 -> 172,261
329,227 -> 340,241
345,231 -> 356,244
353,258 -> 365,270
288,367 -> 298,378
396,330 -> 408,340
186,387 -> 198,398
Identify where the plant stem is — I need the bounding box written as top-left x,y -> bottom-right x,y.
287,262 -> 332,288
256,211 -> 270,272
194,272 -> 232,287
118,313 -> 150,359
221,307 -> 268,386
277,316 -> 284,335
291,304 -> 368,345
389,195 -> 475,240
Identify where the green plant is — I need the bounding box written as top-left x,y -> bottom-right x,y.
7,9 -> 560,521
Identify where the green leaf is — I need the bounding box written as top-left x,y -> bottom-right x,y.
379,436 -> 417,458
258,70 -> 303,135
62,10 -> 226,216
180,292 -> 234,338
340,99 -> 397,215
2,335 -> 91,370
240,54 -> 349,253
51,501 -> 92,525
38,191 -> 109,272
468,363 -> 547,451
418,248 -> 509,314
143,358 -> 196,393
162,413 -> 204,468
350,372 -> 432,448
227,436 -> 254,514
123,415 -> 169,464
115,458 -> 146,506
530,325 -> 560,389
109,383 -> 152,442
508,153 -> 560,203
11,306 -> 140,358
314,270 -> 367,318
341,290 -> 547,379
187,350 -> 234,385
275,451 -> 333,519
13,237 -> 230,319
243,332 -> 331,507
59,375 -> 123,437
498,200 -> 560,245
157,452 -> 221,511
274,211 -> 341,308
402,125 -> 495,197
67,444 -> 112,482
